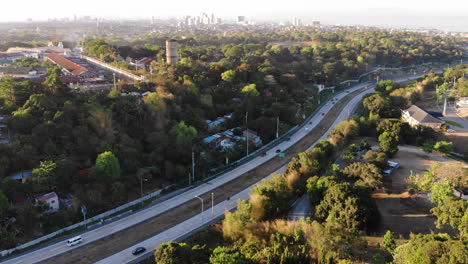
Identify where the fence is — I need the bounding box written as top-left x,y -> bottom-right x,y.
0,184 -> 174,258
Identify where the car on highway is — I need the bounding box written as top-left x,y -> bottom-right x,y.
447,129 -> 456,133
132,247 -> 146,255
321,113 -> 325,116
275,149 -> 281,153
285,137 -> 291,141
66,236 -> 82,247
261,152 -> 267,157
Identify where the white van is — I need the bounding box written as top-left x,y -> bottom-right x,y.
67,236 -> 82,247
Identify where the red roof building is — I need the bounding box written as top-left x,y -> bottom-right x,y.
46,53 -> 89,75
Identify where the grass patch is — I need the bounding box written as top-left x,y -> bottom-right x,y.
445,120 -> 464,128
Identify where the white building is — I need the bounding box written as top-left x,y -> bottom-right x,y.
36,192 -> 60,213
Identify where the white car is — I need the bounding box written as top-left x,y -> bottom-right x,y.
447,129 -> 456,133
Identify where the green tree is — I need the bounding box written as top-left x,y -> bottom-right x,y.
431,197 -> 468,240
170,121 -> 198,145
429,181 -> 454,205
0,191 -> 8,217
241,84 -> 259,97
433,141 -> 454,154
31,160 -> 57,191
210,246 -> 250,264
343,162 -> 383,189
379,131 -> 399,156
363,93 -> 389,115
221,70 -> 236,83
155,241 -> 192,264
95,151 -> 121,182
383,230 -> 397,254
44,67 -> 66,94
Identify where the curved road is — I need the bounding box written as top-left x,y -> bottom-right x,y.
1,70 -> 445,264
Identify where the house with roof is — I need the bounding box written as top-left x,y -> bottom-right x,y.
46,53 -> 89,76
456,97 -> 468,109
35,192 -> 60,213
206,114 -> 233,129
243,129 -> 263,147
401,105 -> 444,129
203,129 -> 243,150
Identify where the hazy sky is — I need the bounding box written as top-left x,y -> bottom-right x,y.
2,0 -> 468,31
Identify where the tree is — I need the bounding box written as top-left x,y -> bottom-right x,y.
44,67 -> 66,94
221,70 -> 236,83
210,246 -> 250,264
359,139 -> 371,151
379,131 -> 399,156
394,234 -> 467,264
31,160 -> 57,191
0,191 -> 8,217
433,141 -> 454,154
343,144 -> 359,162
383,230 -> 397,254
363,93 -> 389,115
154,241 -> 192,264
429,181 -> 454,205
95,151 -> 121,183
363,150 -> 388,169
241,84 -> 259,97
170,121 -> 198,145
343,162 -> 383,189
376,80 -> 399,94
431,197 -> 468,240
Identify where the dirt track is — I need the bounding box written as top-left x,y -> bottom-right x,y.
42,89 -> 363,264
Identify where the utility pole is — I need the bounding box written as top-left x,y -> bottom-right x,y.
113,73 -> 117,90
195,196 -> 204,222
443,93 -> 447,116
276,117 -> 279,138
192,151 -> 195,183
245,112 -> 249,156
211,193 -> 214,216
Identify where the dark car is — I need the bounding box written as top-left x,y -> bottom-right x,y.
132,247 -> 146,255
285,137 -> 291,141
276,149 -> 281,153
321,113 -> 325,116
261,152 -> 267,157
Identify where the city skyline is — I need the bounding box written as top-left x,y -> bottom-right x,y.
1,0 -> 467,31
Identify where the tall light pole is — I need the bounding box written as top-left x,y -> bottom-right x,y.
140,174 -> 147,197
211,193 -> 214,216
276,117 -> 279,138
192,150 -> 195,183
245,112 -> 249,156
113,73 -> 117,90
195,195 -> 204,222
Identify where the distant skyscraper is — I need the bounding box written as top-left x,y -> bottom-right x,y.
237,16 -> 245,23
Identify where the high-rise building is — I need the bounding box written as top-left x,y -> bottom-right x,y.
237,16 -> 245,23
166,39 -> 180,65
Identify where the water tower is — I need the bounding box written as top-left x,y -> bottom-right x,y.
166,39 -> 180,65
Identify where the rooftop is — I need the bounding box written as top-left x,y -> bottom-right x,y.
404,105 -> 444,124
47,53 -> 88,75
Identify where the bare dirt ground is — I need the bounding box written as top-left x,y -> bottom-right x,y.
370,150 -> 456,238
42,89 -> 365,264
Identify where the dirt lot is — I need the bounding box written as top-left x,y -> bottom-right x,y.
370,149 -> 456,238
42,89 -> 366,264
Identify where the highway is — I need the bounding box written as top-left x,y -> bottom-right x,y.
0,70 -> 440,264
1,82 -> 368,264
97,73 -> 429,264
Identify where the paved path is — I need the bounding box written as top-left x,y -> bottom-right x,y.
288,194 -> 312,221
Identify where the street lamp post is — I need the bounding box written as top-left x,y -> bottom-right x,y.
195,195 -> 204,222
211,193 -> 214,216
140,174 -> 148,197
